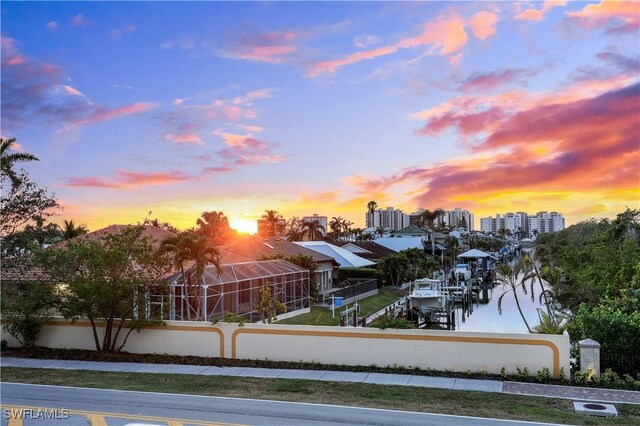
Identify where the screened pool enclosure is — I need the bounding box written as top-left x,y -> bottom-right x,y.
164,259 -> 310,322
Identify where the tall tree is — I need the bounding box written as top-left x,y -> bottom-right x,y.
61,219 -> 88,240
160,231 -> 222,320
367,201 -> 378,214
260,210 -> 285,237
329,216 -> 344,241
36,225 -> 172,352
1,138 -> 38,187
1,170 -> 59,238
495,261 -> 532,333
302,220 -> 325,241
196,211 -> 231,245
285,217 -> 305,241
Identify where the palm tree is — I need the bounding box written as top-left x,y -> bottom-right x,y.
375,226 -> 385,237
160,232 -> 222,320
196,211 -> 231,245
495,261 -> 532,333
260,210 -> 284,237
329,216 -> 343,241
342,219 -> 353,240
520,252 -> 555,324
61,219 -> 88,240
420,210 -> 439,229
302,220 -> 325,241
433,208 -> 445,229
367,201 -> 378,214
1,138 -> 39,187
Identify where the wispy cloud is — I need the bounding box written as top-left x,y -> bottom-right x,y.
308,10 -> 500,77
207,130 -> 286,172
159,87 -> 273,146
565,0 -> 640,34
220,29 -> 298,63
64,170 -> 193,189
515,0 -> 567,21
351,82 -> 639,211
45,21 -> 59,31
164,133 -> 202,145
110,24 -> 136,38
1,37 -> 153,132
71,14 -> 90,27
459,69 -> 536,93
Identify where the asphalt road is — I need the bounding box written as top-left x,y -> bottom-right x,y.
1,382 -> 555,426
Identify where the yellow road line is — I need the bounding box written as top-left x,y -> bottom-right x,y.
88,413 -> 108,426
7,415 -> 23,426
1,405 -> 245,426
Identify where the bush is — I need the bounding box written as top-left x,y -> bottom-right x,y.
337,268 -> 384,287
0,281 -> 58,348
1,339 -> 7,351
370,314 -> 415,330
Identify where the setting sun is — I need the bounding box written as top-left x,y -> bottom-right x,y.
229,217 -> 257,235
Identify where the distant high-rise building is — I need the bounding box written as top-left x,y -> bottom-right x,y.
365,206 -> 409,231
480,211 -> 564,237
437,208 -> 474,230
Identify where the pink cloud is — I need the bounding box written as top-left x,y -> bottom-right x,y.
308,46 -> 399,77
309,10 -> 502,77
210,131 -> 286,171
62,102 -> 154,131
355,82 -> 639,209
566,0 -> 640,34
71,14 -> 90,27
65,170 -> 193,189
222,30 -> 298,63
164,133 -> 202,144
460,69 -> 534,93
468,11 -> 499,40
515,0 -> 567,21
2,37 -> 154,132
448,54 -> 463,67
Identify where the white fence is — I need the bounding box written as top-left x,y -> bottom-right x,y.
2,318 -> 570,377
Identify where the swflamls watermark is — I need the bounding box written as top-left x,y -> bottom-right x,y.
3,407 -> 70,420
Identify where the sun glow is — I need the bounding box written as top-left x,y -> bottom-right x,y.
229,217 -> 258,235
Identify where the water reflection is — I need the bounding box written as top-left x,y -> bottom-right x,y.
456,273 -> 547,334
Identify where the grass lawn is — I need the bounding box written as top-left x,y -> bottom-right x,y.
2,367 -> 639,425
278,287 -> 404,326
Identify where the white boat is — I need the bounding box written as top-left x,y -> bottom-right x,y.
409,278 -> 447,315
454,263 -> 471,281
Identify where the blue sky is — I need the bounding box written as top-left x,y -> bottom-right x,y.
2,1 -> 639,232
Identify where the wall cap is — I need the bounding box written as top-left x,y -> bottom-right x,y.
578,338 -> 601,349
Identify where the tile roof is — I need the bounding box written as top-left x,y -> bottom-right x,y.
0,256 -> 57,283
56,224 -> 177,249
223,236 -> 338,265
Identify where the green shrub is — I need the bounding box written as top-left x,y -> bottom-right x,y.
1,281 -> 58,348
370,314 -> 415,330
337,268 -> 384,286
536,367 -> 552,384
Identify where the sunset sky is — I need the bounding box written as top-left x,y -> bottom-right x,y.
2,1 -> 639,234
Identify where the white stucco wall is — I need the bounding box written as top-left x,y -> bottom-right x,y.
2,318 -> 570,377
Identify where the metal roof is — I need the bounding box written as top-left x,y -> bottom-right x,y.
169,259 -> 308,286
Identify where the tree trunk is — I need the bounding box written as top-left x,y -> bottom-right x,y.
513,287 -> 532,333
88,317 -> 102,351
102,317 -> 113,352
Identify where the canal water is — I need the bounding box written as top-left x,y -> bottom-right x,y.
456,272 -> 549,334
